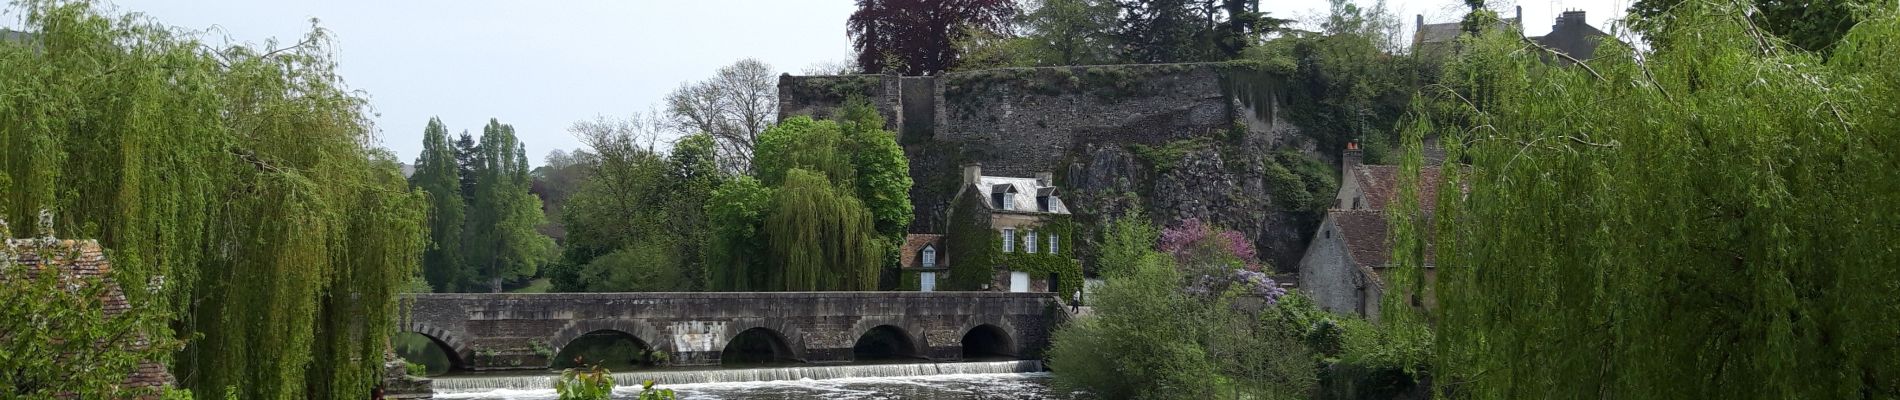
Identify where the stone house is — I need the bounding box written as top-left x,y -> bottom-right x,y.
897,233 -> 948,291
1298,143 -> 1443,319
1414,8 -> 1618,64
3,237 -> 174,397
899,163 -> 1079,293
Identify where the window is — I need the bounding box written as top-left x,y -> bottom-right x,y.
1049,234 -> 1059,254
1001,228 -> 1015,253
920,272 -> 937,292
1025,231 -> 1038,253
1002,193 -> 1016,211
1352,197 -> 1362,210
1037,196 -> 1050,212
921,246 -> 937,267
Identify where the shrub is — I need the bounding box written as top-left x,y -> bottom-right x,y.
554,365 -> 615,400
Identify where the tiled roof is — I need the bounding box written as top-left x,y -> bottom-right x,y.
1353,165 -> 1444,212
899,234 -> 946,269
975,175 -> 1069,214
1330,209 -> 1438,271
4,239 -> 175,392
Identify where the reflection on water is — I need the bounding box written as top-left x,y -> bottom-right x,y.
435,372 -> 1079,400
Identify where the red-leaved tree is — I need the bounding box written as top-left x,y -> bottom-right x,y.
847,0 -> 1018,75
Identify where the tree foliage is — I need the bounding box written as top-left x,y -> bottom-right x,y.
706,102 -> 910,291
663,59 -> 777,174
1630,0 -> 1877,54
1113,0 -> 1285,63
0,2 -> 425,398
848,0 -> 1020,75
1403,1 -> 1900,397
465,119 -> 557,292
1049,215 -> 1313,399
413,118 -> 467,292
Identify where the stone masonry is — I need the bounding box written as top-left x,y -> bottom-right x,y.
401,292 -> 1063,371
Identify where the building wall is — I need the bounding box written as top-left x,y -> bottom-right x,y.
1298,215 -> 1367,316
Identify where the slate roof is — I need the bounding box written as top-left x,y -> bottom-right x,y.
974,175 -> 1069,214
1414,16 -> 1520,45
899,234 -> 946,269
1330,209 -> 1438,271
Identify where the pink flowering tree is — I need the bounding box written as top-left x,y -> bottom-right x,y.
1159,218 -> 1287,302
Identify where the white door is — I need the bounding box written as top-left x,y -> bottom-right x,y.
1009,271 -> 1031,292
920,272 -> 937,292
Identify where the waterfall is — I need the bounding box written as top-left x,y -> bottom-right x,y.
431,360 -> 1043,392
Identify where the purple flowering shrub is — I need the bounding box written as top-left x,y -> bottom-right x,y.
1160,218 -> 1286,303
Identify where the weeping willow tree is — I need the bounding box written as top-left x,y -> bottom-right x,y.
1393,1 -> 1900,398
706,104 -> 908,291
765,169 -> 882,291
0,2 -> 425,398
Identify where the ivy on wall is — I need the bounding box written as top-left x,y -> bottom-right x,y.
942,191 -> 1083,298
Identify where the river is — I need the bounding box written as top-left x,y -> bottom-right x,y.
436,372 -> 1070,399
426,361 -> 1083,400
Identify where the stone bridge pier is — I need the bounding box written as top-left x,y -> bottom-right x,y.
400,292 -> 1065,371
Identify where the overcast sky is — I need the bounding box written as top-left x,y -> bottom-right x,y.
8,0 -> 1625,167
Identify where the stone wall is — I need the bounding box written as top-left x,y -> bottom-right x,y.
779,63 -> 1323,271
402,292 -> 1063,371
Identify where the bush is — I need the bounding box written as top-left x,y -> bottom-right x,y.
555,365 -> 616,400
1049,216 -> 1314,399
403,361 -> 427,377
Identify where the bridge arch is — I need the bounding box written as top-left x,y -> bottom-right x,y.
549,320 -> 663,366
400,322 -> 472,370
958,322 -> 1018,360
721,324 -> 802,365
852,324 -> 925,361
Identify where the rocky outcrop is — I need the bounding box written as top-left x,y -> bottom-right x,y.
783,63 -> 1325,275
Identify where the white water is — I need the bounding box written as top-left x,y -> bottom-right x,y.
433,360 -> 1045,394
435,371 -> 1066,400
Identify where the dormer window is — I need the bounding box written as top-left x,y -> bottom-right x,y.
921,246 -> 937,268
1037,196 -> 1049,212
1002,192 -> 1016,210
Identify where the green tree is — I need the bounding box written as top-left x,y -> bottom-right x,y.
704,176 -> 775,291
1630,0 -> 1875,54
413,117 -> 468,292
1113,0 -> 1286,63
706,103 -> 909,291
1048,215 -> 1313,399
467,119 -> 556,292
0,2 -> 427,398
765,169 -> 882,291
1403,2 -> 1900,397
1021,0 -> 1122,65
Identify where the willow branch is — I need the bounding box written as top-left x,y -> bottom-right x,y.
1521,37 -> 1607,82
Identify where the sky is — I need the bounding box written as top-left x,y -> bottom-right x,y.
7,0 -> 1627,167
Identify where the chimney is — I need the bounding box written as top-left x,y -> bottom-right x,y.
1558,10 -> 1586,29
1343,140 -> 1363,174
1034,172 -> 1053,187
962,163 -> 983,186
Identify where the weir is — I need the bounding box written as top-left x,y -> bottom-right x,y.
430,360 -> 1044,392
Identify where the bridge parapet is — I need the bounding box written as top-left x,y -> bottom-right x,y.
400,292 -> 1065,370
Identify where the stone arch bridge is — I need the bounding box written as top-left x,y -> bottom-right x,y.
400,292 -> 1065,371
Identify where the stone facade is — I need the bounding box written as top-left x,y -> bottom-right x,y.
401,292 -> 1063,371
1298,144 -> 1444,319
780,63 -> 1321,271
